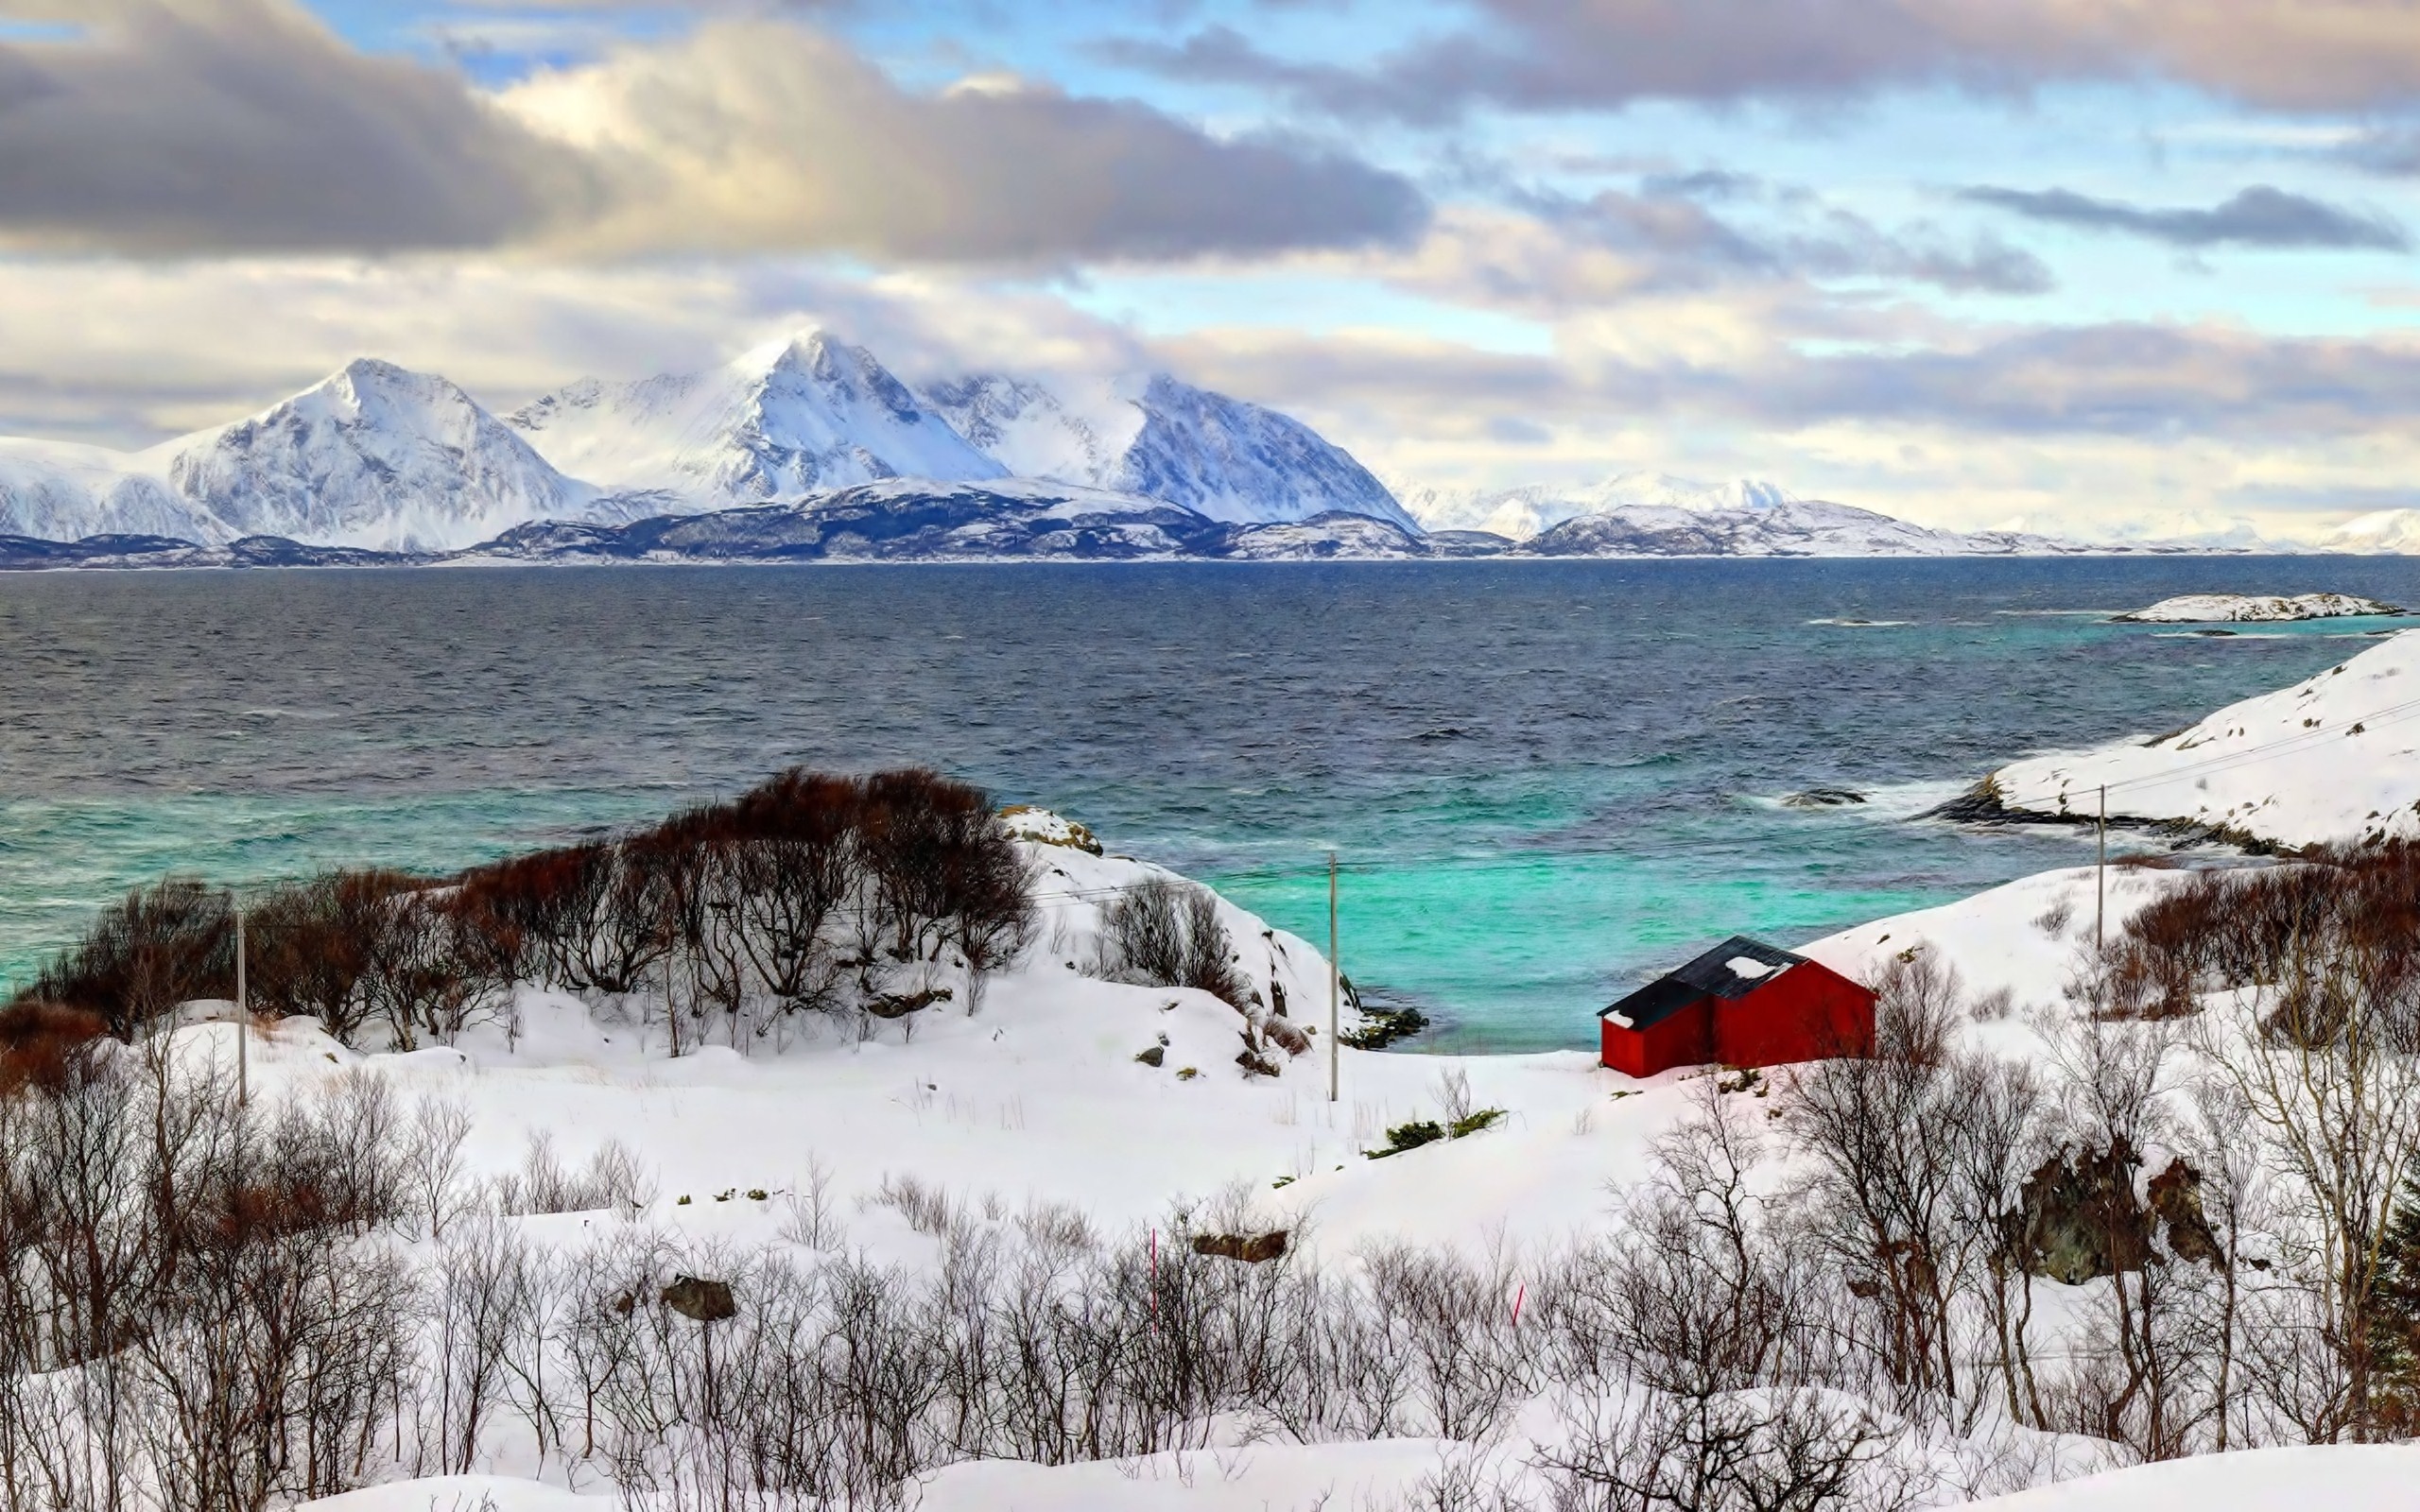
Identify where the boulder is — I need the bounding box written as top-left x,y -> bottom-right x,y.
2014,1139 -> 2219,1283
662,1275 -> 738,1322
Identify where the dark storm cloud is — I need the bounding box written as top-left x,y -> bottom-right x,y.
0,0 -> 591,252
1959,184 -> 2409,252
0,1 -> 1428,263
1107,2 -> 2420,122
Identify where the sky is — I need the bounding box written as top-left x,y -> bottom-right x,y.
15,3 -> 2420,540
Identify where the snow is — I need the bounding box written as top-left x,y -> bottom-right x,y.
302,1476 -> 603,1511
2113,593 -> 2403,624
208,818 -> 2372,1511
507,333 -> 1007,510
0,437 -> 224,543
2323,507 -> 2420,554
1398,471 -> 2084,557
1963,1444 -> 2420,1510
920,370 -> 1138,487
1987,627 -> 2420,846
149,359 -> 599,553
1106,374 -> 1418,531
1726,954 -> 1774,978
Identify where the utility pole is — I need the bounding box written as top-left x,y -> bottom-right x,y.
2096,783 -> 2107,956
233,896 -> 248,1108
1326,850 -> 1340,1106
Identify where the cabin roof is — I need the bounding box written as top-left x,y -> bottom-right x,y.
1599,936 -> 1808,1030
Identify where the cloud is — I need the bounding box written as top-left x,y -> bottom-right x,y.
0,253 -> 1159,445
0,2 -> 1425,263
0,0 -> 591,253
1113,2 -> 2420,121
1960,184 -> 2408,251
500,21 -> 1427,263
1348,189 -> 2050,320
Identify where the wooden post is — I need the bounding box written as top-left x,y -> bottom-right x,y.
2097,784 -> 2107,955
1327,851 -> 1340,1106
234,897 -> 248,1108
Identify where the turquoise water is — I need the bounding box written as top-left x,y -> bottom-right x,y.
4,558 -> 2415,1049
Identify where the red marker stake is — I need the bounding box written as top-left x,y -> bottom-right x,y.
1510,1283 -> 1525,1328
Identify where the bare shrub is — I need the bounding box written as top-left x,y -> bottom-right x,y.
1091,879 -> 1252,1011
22,877 -> 233,1039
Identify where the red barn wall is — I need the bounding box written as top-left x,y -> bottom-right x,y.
1714,964 -> 1876,1068
1601,998 -> 1713,1076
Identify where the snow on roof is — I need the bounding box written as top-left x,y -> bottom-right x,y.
1601,936 -> 1806,1028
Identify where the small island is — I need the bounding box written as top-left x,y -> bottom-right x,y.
2111,592 -> 2406,624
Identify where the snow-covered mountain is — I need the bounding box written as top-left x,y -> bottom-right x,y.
505,334 -> 1417,531
918,372 -> 1126,485
152,359 -> 597,552
1410,472 -> 2082,558
2321,508 -> 2420,554
0,438 -> 221,542
1403,472 -> 1801,541
507,334 -> 1008,509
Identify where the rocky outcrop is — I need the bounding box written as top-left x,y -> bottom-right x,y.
1190,1230 -> 1289,1263
2014,1139 -> 2221,1283
662,1275 -> 738,1322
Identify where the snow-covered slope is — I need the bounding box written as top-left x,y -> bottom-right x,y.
152,360 -> 596,552
2112,593 -> 2404,624
1107,374 -> 1416,529
918,372 -> 1131,485
1529,490 -> 2076,558
1979,628 -> 2420,847
924,369 -> 1417,530
2322,508 -> 2420,554
508,333 -> 1007,510
1404,471 -> 2082,557
0,438 -> 223,542
1407,472 -> 1792,540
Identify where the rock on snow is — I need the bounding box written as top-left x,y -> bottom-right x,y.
2112,593 -> 2404,624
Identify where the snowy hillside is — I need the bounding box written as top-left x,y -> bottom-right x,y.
2112,593 -> 2404,623
2322,508 -> 2420,553
508,333 -> 1008,508
1974,628 -> 2420,847
1105,374 -> 1417,529
1402,471 -> 2086,557
924,369 -> 1417,530
1406,472 -> 1796,540
1528,488 -> 2078,558
151,360 -> 598,552
919,371 -> 1131,484
0,438 -> 222,543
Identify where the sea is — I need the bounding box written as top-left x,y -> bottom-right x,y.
5,557 -> 2417,1052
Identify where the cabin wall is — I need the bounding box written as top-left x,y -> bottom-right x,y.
1601,997 -> 1714,1076
1715,967 -> 1876,1068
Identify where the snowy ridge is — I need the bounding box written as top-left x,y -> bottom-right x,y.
507,334 -> 1008,508
923,369 -> 1418,529
151,360 -> 599,553
0,437 -> 221,543
509,334 -> 1417,530
1103,374 -> 1417,529
1405,470 -> 2093,557
1981,628 -> 2420,846
2111,593 -> 2404,624
0,332 -> 1419,550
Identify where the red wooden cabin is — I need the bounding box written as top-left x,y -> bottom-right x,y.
1599,936 -> 1876,1077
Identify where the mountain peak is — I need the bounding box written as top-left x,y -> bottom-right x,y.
740,330 -> 854,381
